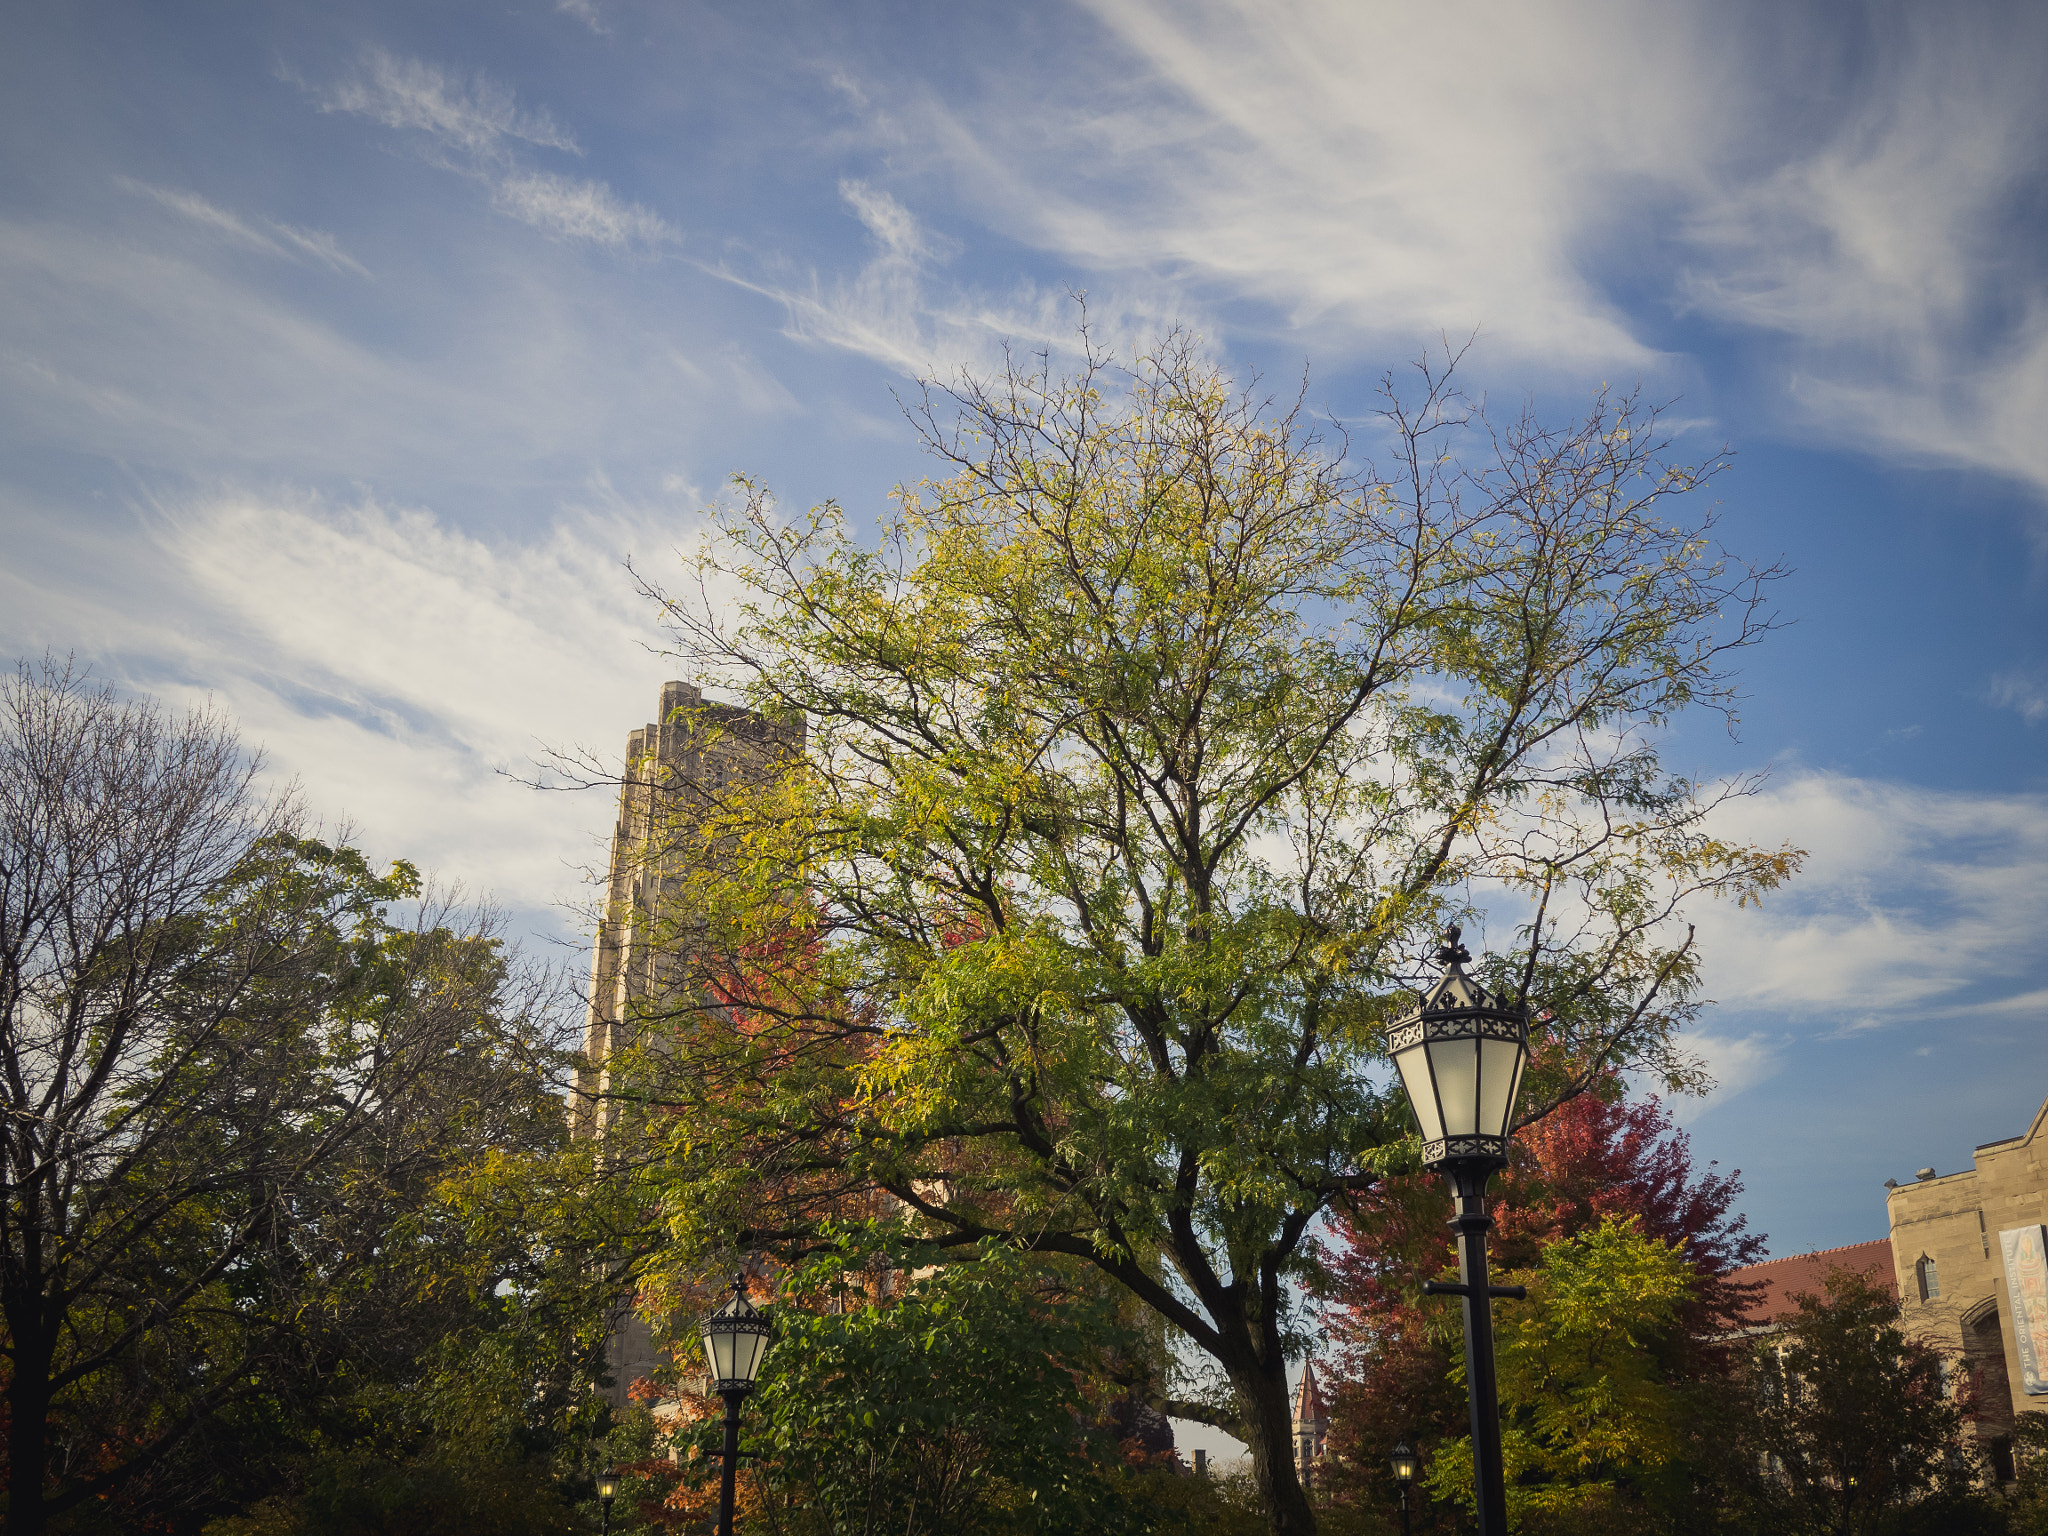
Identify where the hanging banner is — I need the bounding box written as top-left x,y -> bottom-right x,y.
2001,1225 -> 2048,1395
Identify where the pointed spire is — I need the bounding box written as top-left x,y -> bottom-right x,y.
1293,1357 -> 1327,1426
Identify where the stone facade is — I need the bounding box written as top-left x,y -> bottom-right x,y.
1728,1088 -> 2048,1480
575,680 -> 803,1405
575,679 -> 804,1139
1884,1090 -> 2048,1445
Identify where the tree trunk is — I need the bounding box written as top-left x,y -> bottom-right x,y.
6,1319 -> 52,1536
1229,1353 -> 1317,1536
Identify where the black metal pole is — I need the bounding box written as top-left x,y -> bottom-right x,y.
600,1496 -> 613,1536
1398,1483 -> 1412,1536
716,1388 -> 744,1536
1450,1166 -> 1506,1536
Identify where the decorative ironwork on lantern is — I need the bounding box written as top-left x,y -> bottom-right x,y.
1389,925 -> 1533,1536
1389,1442 -> 1419,1484
1387,925 -> 1530,1170
699,1275 -> 774,1393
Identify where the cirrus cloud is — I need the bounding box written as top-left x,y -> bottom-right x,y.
314,47 -> 580,156
493,171 -> 675,249
304,48 -> 677,252
115,178 -> 370,277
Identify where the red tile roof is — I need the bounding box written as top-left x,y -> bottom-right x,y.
1726,1239 -> 1897,1327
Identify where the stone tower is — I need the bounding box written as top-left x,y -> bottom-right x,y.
1293,1357 -> 1329,1486
576,680 -> 803,1403
575,679 -> 804,1140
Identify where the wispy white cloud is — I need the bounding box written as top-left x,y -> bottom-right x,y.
707,179 -> 1192,379
1682,1030 -> 1786,1107
307,50 -> 676,252
556,0 -> 609,36
1695,771 -> 2048,1024
1655,768 -> 2048,1114
840,0 -> 2048,501
1988,669 -> 2048,725
838,179 -> 947,267
115,178 -> 369,277
0,212 -> 721,487
493,171 -> 675,249
906,0 -> 1724,369
4,486 -> 698,928
0,217 -> 443,470
1678,7 -> 2048,497
668,343 -> 803,418
1933,986 -> 2048,1020
316,48 -> 580,156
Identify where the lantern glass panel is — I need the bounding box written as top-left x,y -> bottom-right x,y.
702,1290 -> 773,1385
732,1324 -> 771,1384
704,1323 -> 737,1380
597,1475 -> 620,1500
1426,1035 -> 1481,1137
1393,1043 -> 1443,1144
1477,1033 -> 1525,1140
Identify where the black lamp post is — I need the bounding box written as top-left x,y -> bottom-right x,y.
699,1273 -> 774,1536
1389,1440 -> 1418,1535
1389,927 -> 1529,1536
595,1471 -> 619,1536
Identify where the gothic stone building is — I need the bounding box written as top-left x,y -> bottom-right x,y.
1728,1085 -> 2048,1480
1881,1089 -> 2048,1476
576,681 -> 804,1403
576,680 -> 804,1138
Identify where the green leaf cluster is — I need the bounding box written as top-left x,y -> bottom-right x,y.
702,1242 -> 1141,1535
1425,1216 -> 1694,1526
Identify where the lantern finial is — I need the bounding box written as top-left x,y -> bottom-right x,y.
1435,925 -> 1472,968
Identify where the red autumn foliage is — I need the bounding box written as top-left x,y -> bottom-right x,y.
1489,1083 -> 1767,1340
1314,1076 -> 1765,1492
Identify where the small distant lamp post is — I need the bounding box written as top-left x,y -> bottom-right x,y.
1388,927 -> 1530,1536
595,1472 -> 619,1536
700,1274 -> 775,1536
1389,1440 -> 1418,1536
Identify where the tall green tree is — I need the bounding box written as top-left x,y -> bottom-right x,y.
605,330 -> 1798,1535
1751,1267 -> 1984,1536
0,660 -> 566,1535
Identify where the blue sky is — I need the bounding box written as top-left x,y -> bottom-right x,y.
6,0 -> 2048,1291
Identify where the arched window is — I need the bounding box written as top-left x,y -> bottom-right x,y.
1917,1255 -> 1940,1302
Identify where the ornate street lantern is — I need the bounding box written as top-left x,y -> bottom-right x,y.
1389,1440 -> 1418,1536
595,1471 -> 619,1536
1389,927 -> 1530,1536
699,1274 -> 775,1536
1387,928 -> 1529,1170
701,1276 -> 775,1392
